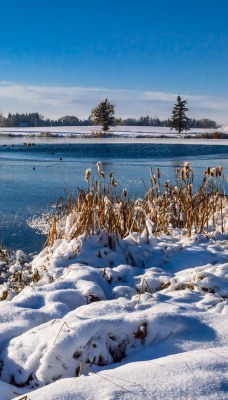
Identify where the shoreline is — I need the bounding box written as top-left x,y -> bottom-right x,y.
1,134 -> 228,146
0,125 -> 228,145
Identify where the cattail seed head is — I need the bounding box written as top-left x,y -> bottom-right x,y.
216,166 -> 223,177
210,168 -> 215,176
97,161 -> 102,174
85,168 -> 91,182
184,162 -> 190,169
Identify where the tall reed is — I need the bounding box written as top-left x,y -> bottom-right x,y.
47,163 -> 227,245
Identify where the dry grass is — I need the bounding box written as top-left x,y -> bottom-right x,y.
196,131 -> 227,139
0,247 -> 9,264
47,162 -> 227,246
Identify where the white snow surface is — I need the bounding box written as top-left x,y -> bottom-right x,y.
0,125 -> 227,139
0,216 -> 228,398
2,125 -> 228,148
11,348 -> 228,400
0,126 -> 216,137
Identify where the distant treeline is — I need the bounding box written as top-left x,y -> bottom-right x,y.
120,116 -> 218,128
0,113 -> 91,127
0,112 -> 218,129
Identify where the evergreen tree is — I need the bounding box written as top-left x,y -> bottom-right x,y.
90,98 -> 116,133
171,96 -> 189,133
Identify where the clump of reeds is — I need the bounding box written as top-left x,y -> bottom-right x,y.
0,245 -> 10,264
144,163 -> 226,236
47,162 -> 227,246
195,131 -> 226,139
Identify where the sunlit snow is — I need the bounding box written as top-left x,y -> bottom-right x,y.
0,132 -> 227,399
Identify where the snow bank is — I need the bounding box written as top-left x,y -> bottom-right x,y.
0,194 -> 228,398
12,348 -> 228,400
0,229 -> 227,393
1,125 -> 228,141
1,295 -> 188,387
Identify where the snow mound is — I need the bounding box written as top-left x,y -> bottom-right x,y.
0,222 -> 228,398
12,347 -> 228,400
1,295 -> 186,387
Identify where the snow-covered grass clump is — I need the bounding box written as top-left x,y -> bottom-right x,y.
0,162 -> 228,399
10,348 -> 228,400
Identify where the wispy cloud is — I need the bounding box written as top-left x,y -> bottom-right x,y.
0,81 -> 227,123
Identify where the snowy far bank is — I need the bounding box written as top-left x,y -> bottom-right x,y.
1,126 -> 228,146
0,125 -> 227,137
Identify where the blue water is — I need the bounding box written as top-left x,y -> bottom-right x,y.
1,142 -> 228,253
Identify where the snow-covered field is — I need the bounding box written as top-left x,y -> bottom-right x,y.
1,125 -> 228,153
1,125 -> 228,147
0,124 -> 227,138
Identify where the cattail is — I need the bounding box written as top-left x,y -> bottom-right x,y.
123,188 -> 127,198
97,161 -> 102,174
97,161 -> 105,178
216,166 -> 223,177
210,168 -> 215,176
86,192 -> 93,201
111,177 -> 118,187
85,168 -> 91,183
152,175 -> 157,184
184,162 -> 190,169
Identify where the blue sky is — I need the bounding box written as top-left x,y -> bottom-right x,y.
0,0 -> 228,123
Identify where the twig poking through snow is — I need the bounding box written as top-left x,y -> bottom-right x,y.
53,322 -> 71,345
80,363 -> 131,393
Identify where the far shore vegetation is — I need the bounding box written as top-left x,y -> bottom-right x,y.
0,96 -> 218,130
